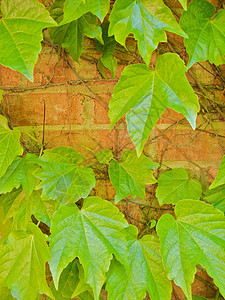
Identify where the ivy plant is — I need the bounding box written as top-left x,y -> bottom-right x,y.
0,0 -> 224,299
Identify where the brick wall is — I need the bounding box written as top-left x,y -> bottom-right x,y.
0,0 -> 225,298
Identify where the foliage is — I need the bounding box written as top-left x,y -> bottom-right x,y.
157,200 -> 225,300
106,225 -> 172,300
109,150 -> 158,203
0,0 -> 56,81
156,168 -> 202,205
180,0 -> 225,68
34,147 -> 96,204
108,53 -> 199,155
0,0 -> 224,299
109,0 -> 186,65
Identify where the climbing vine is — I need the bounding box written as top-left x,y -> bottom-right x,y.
0,0 -> 225,299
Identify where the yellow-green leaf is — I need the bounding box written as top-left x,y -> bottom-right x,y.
106,226 -> 172,300
156,168 -> 202,205
109,0 -> 186,65
109,54 -> 199,156
0,120 -> 23,178
0,0 -> 56,81
180,0 -> 225,68
0,223 -> 53,300
35,147 -> 96,204
0,154 -> 39,196
49,197 -> 129,299
109,150 -> 158,203
157,200 -> 225,300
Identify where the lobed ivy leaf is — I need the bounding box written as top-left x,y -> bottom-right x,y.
95,23 -> 117,79
50,13 -> 103,62
106,225 -> 172,300
35,147 -> 96,204
180,0 -> 225,68
157,200 -> 225,300
96,148 -> 114,164
49,197 -> 129,299
209,155 -> 225,189
71,260 -> 93,298
0,223 -> 53,300
0,154 -> 39,196
0,0 -> 56,81
60,0 -> 110,24
0,188 -> 56,228
48,260 -> 83,300
49,260 -> 95,300
0,189 -> 31,229
156,168 -> 202,205
0,119 -> 23,178
109,0 -> 186,65
32,190 -> 56,227
109,53 -> 199,156
109,149 -> 158,203
205,184 -> 225,214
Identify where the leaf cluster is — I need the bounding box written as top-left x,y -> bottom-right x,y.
0,0 -> 224,299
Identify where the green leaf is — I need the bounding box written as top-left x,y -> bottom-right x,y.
109,53 -> 199,156
178,0 -> 187,10
209,155 -> 225,189
35,147 -> 96,204
78,291 -> 95,300
60,0 -> 110,24
109,0 -> 186,65
0,114 -> 9,129
32,190 -> 56,227
108,150 -> 158,203
0,0 -> 56,81
49,260 -> 80,300
0,223 -> 53,300
0,121 -> 23,178
0,287 -> 16,300
106,225 -> 172,300
157,200 -> 225,300
96,23 -> 117,79
0,154 -> 39,196
96,148 -> 114,164
0,189 -> 31,229
49,0 -> 65,24
156,168 -> 202,205
205,184 -> 225,214
50,13 -> 103,62
0,207 -> 13,250
71,261 -> 92,298
0,188 -> 55,229
180,0 -> 225,68
49,197 -> 129,299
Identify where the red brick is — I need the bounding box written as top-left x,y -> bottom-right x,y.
29,54 -> 76,85
2,93 -> 84,126
94,93 -> 111,124
0,66 -> 21,87
72,59 -> 100,80
157,108 -> 185,125
42,129 -> 115,157
156,128 -> 209,162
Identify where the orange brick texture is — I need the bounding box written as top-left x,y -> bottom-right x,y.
0,0 -> 225,298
